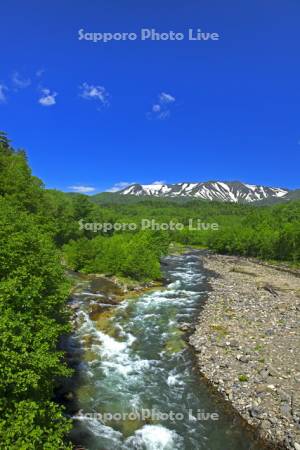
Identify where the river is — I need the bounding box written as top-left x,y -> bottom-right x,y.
65,252 -> 265,450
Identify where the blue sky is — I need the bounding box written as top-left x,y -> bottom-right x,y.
0,0 -> 299,193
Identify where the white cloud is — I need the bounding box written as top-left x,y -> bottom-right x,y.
152,104 -> 161,112
159,92 -> 175,104
68,185 -> 96,194
79,82 -> 110,107
157,110 -> 170,120
12,71 -> 31,89
148,92 -> 176,120
38,88 -> 57,106
152,180 -> 166,185
107,181 -> 167,192
0,84 -> 8,103
107,181 -> 135,192
36,68 -> 45,78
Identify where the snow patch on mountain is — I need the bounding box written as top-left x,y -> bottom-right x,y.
119,181 -> 290,203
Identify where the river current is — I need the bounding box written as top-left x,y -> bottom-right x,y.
66,253 -> 265,450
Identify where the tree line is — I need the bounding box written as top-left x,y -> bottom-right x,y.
0,132 -> 72,448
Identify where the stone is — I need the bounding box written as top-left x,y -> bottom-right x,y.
268,416 -> 278,425
259,368 -> 269,380
239,355 -> 251,363
265,329 -> 274,336
268,365 -> 280,377
219,362 -> 229,369
229,339 -> 239,348
64,391 -> 74,400
280,403 -> 291,416
250,406 -> 265,419
278,389 -> 291,403
260,419 -> 271,430
255,384 -> 267,394
88,303 -> 106,319
70,302 -> 80,310
227,390 -> 233,400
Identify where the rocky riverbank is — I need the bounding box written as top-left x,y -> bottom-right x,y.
190,253 -> 300,450
68,271 -> 162,311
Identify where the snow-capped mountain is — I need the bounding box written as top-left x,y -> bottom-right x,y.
119,181 -> 290,203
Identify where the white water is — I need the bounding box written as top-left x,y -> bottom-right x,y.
68,253 -> 264,450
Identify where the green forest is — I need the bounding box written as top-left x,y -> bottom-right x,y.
0,132 -> 299,448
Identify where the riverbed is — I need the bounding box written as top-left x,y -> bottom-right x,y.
190,253 -> 300,449
65,253 -> 266,450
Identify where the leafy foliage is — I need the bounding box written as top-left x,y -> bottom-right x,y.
0,133 -> 72,449
205,201 -> 300,262
63,231 -> 169,281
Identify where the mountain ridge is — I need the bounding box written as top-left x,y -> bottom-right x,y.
116,181 -> 300,204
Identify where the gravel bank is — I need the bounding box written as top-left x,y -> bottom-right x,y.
190,254 -> 300,449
